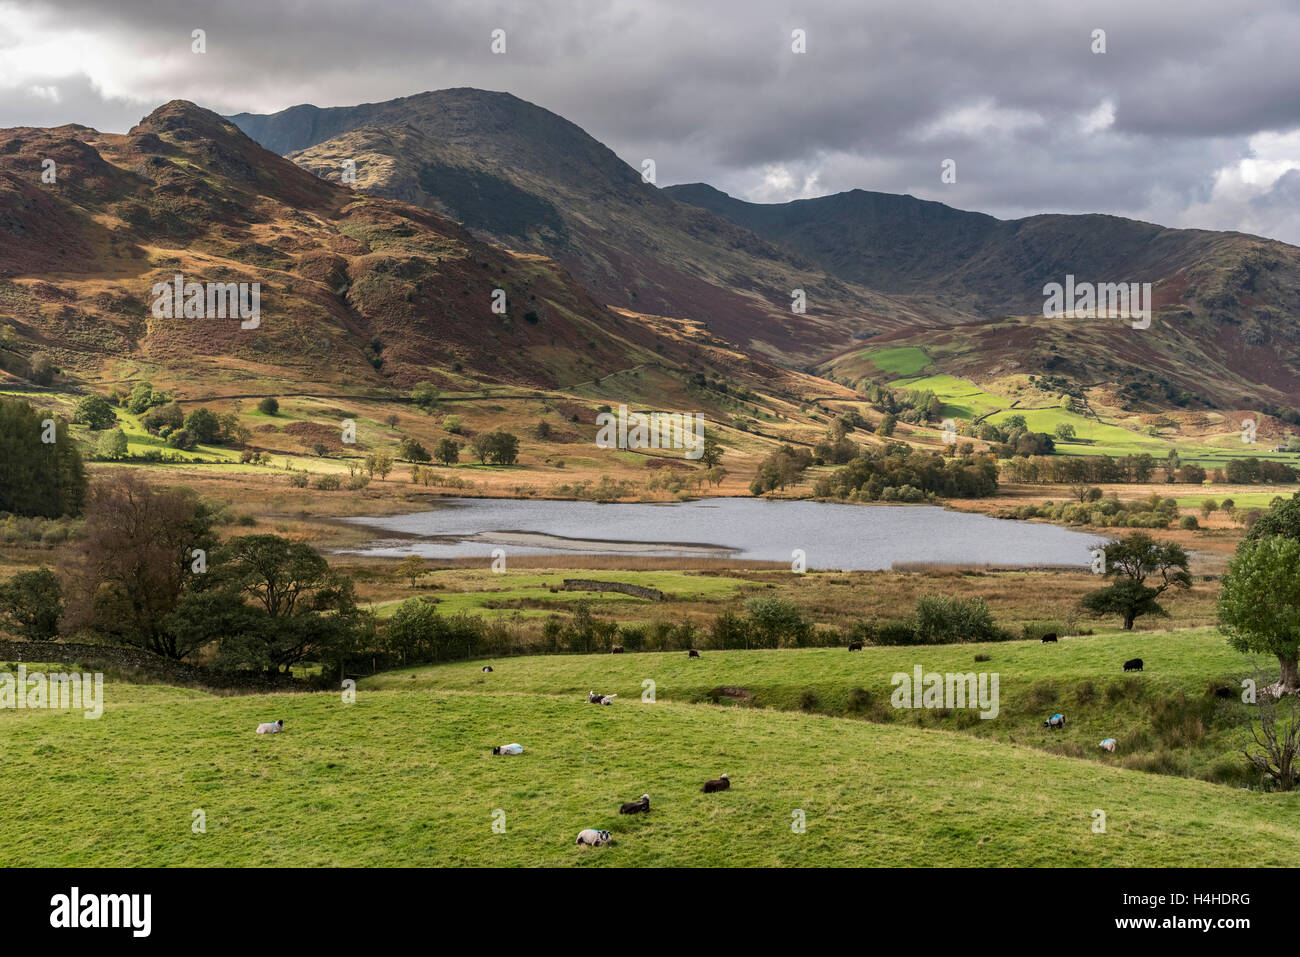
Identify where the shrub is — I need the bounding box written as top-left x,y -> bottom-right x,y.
287,472 -> 308,487
313,474 -> 341,490
910,595 -> 1003,644
257,397 -> 279,415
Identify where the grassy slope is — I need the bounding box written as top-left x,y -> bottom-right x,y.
3,668 -> 1298,866
370,629 -> 1262,773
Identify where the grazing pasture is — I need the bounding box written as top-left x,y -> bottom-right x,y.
3,628 -> 1297,867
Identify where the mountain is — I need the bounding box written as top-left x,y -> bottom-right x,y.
228,89 -> 943,365
0,101 -> 767,397
667,184 -> 1300,407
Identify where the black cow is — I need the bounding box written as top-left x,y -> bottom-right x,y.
1123,658 -> 1143,672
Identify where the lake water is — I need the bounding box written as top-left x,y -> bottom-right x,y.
340,497 -> 1106,570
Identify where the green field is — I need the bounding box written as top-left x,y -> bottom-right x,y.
368,570 -> 751,619
3,629 -> 1298,866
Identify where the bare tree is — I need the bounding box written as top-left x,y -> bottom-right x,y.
1242,674 -> 1300,791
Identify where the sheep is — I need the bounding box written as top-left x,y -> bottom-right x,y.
847,641 -> 863,652
1041,633 -> 1058,643
492,743 -> 524,755
576,829 -> 611,847
588,691 -> 617,705
701,773 -> 730,793
1043,713 -> 1066,729
1099,738 -> 1117,753
1123,658 -> 1143,672
619,794 -> 651,814
611,646 -> 624,654
481,666 -> 493,673
1213,686 -> 1234,699
688,649 -> 701,658
255,719 -> 284,735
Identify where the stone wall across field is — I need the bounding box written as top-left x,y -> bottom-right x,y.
560,579 -> 664,601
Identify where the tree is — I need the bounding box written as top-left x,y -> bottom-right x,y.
96,428 -> 128,461
397,554 -> 427,589
28,353 -> 54,385
1241,677 -> 1300,790
1218,536 -> 1300,694
385,597 -> 442,663
211,535 -> 361,674
698,433 -> 723,468
0,399 -> 87,518
744,596 -> 813,648
257,397 -> 279,415
411,382 -> 439,411
365,451 -> 394,480
62,472 -> 219,658
877,414 -> 896,437
434,438 -> 460,466
441,415 -> 462,434
0,568 -> 63,640
1054,423 -> 1076,441
183,407 -> 220,444
73,394 -> 117,430
1080,533 -> 1191,629
142,401 -> 184,433
1244,491 -> 1300,542
396,438 -> 430,462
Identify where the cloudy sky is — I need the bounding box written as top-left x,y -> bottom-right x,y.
3,0 -> 1299,244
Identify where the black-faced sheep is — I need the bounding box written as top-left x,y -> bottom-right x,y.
848,641 -> 863,651
576,829 -> 611,846
588,691 -> 617,705
1041,633 -> 1058,643
688,649 -> 701,658
481,666 -> 493,672
1099,738 -> 1117,753
492,743 -> 524,755
619,794 -> 651,814
256,719 -> 284,734
611,646 -> 624,654
1123,658 -> 1143,672
702,773 -> 730,793
1044,713 -> 1066,729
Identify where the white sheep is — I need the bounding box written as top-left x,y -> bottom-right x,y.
576,829 -> 611,846
256,719 -> 284,735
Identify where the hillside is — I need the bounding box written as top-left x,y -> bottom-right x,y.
229,89 -> 943,364
1,658 -> 1296,866
0,101 -> 841,411
668,184 -> 1300,408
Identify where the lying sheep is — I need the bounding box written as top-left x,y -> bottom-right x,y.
702,773 -> 730,793
688,649 -> 701,659
576,829 -> 611,847
1043,713 -> 1066,729
481,666 -> 493,673
847,642 -> 863,652
256,719 -> 284,735
1041,633 -> 1058,643
1123,657 -> 1143,672
1099,738 -> 1117,753
588,691 -> 617,705
492,743 -> 524,755
619,794 -> 651,814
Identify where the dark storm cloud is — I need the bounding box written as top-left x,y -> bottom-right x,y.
2,0 -> 1298,242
